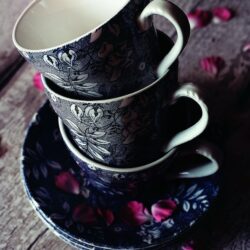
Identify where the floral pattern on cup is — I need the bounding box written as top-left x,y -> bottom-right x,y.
21,102 -> 220,249
44,70 -> 177,167
14,0 -> 191,99
14,0 -> 162,99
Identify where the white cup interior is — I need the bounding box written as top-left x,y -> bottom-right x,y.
13,0 -> 129,51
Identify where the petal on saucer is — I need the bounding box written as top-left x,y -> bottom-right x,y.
55,171 -> 80,195
151,199 -> 177,223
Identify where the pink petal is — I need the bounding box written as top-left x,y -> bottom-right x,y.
212,7 -> 234,23
187,9 -> 212,29
151,199 -> 177,223
33,72 -> 44,91
73,204 -> 97,224
200,56 -> 225,76
97,209 -> 115,226
182,244 -> 194,250
55,171 -> 80,195
121,201 -> 151,226
243,43 -> 250,53
181,240 -> 195,250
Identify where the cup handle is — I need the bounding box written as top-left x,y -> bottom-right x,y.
163,83 -> 209,152
138,0 -> 190,77
168,140 -> 221,179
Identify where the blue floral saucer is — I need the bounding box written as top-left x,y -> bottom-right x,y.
21,102 -> 220,249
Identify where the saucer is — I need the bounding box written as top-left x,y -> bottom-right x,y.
21,102 -> 220,249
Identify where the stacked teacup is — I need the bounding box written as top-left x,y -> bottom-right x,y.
13,0 -> 221,243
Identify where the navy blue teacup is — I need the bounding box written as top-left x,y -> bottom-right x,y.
13,0 -> 190,99
43,59 -> 209,168
59,118 -> 220,198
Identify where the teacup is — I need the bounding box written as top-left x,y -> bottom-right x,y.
13,0 -> 190,99
43,70 -> 209,167
59,118 -> 221,197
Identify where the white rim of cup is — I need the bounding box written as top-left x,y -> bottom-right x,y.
41,71 -> 168,103
12,0 -> 130,53
58,118 -> 176,173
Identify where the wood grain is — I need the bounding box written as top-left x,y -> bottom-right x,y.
0,0 -> 250,249
0,0 -> 30,79
0,64 -> 71,250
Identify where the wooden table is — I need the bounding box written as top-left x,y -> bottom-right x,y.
1,0 -> 250,249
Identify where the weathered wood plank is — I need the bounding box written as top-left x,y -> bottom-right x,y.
0,0 -> 30,78
0,64 -> 73,250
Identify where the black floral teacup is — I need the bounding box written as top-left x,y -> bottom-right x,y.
13,0 -> 190,99
43,65 -> 209,168
59,118 -> 221,198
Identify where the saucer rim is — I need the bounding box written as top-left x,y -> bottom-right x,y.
20,102 -> 220,249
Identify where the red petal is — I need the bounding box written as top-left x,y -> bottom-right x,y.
181,240 -> 195,250
151,199 -> 177,223
97,209 -> 115,226
73,204 -> 97,224
187,9 -> 213,29
212,7 -> 234,23
121,201 -> 150,226
182,245 -> 194,250
200,56 -> 225,76
55,171 -> 80,195
243,43 -> 250,53
33,72 -> 44,91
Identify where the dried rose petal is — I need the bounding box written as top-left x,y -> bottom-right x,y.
73,204 -> 97,224
55,171 -> 80,195
243,43 -> 250,53
121,201 -> 151,226
181,240 -> 195,250
182,246 -> 194,250
97,209 -> 115,226
33,72 -> 44,91
187,9 -> 213,29
200,56 -> 225,76
151,199 -> 177,222
212,7 -> 234,23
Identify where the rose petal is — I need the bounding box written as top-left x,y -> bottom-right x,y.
181,240 -> 195,250
182,246 -> 194,250
55,171 -> 80,195
33,72 -> 44,91
212,7 -> 234,23
97,209 -> 115,226
188,9 -> 213,29
151,199 -> 176,223
73,204 -> 97,224
243,43 -> 250,53
200,56 -> 225,76
121,201 -> 151,226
